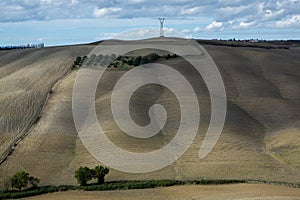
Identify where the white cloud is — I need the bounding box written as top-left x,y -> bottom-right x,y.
71,0 -> 79,5
263,9 -> 285,20
216,4 -> 252,18
180,6 -> 203,15
205,21 -> 223,31
40,0 -> 52,4
5,5 -> 24,11
0,0 -> 299,34
104,27 -> 188,40
128,0 -> 146,4
93,7 -> 122,18
181,28 -> 191,33
233,21 -> 256,29
275,15 -> 300,28
193,26 -> 201,32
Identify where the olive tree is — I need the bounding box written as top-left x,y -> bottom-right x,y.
75,167 -> 93,186
10,171 -> 39,191
93,166 -> 109,184
75,166 -> 110,186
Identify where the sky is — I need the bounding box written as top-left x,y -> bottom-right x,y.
0,0 -> 299,46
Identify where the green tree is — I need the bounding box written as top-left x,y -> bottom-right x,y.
127,57 -> 134,65
75,167 -> 93,186
90,54 -> 96,60
146,53 -> 160,62
3,178 -> 10,192
10,171 -> 39,191
171,53 -> 178,58
29,176 -> 40,188
75,56 -> 82,65
81,56 -> 88,66
121,57 -> 128,64
165,54 -> 171,60
133,56 -> 142,66
111,54 -> 117,60
140,56 -> 149,65
10,171 -> 29,191
93,166 -> 109,184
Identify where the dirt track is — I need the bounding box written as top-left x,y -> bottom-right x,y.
25,184 -> 300,200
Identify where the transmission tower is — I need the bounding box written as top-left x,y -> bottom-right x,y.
159,17 -> 165,37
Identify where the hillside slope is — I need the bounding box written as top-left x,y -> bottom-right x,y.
0,46 -> 92,163
0,39 -> 299,186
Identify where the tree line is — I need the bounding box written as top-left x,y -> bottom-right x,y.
4,165 -> 109,191
72,52 -> 178,70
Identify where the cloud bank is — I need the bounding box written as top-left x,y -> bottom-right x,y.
0,0 -> 299,31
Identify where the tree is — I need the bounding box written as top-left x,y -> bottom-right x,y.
90,54 -> 96,60
140,56 -> 149,65
75,167 -> 93,186
111,54 -> 117,60
29,176 -> 40,188
133,56 -> 142,66
3,178 -> 10,192
171,53 -> 178,58
75,56 -> 82,65
81,56 -> 88,66
10,171 -> 29,191
146,53 -> 160,62
165,54 -> 171,60
10,171 -> 39,191
121,57 -> 128,64
93,166 -> 109,184
127,57 -> 134,65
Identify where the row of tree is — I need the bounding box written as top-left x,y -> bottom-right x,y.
73,54 -> 117,68
72,53 -> 178,69
0,43 -> 45,50
5,165 -> 109,191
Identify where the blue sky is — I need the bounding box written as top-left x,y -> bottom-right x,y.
0,0 -> 299,46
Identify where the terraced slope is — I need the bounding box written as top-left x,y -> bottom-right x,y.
0,39 -> 299,187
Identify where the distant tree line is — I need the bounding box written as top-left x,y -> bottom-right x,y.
0,43 -> 45,50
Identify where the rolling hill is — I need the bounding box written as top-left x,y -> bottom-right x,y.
0,38 -> 299,187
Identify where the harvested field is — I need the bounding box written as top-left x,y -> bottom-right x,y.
0,46 -> 93,164
25,184 -> 300,200
0,38 -> 300,187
